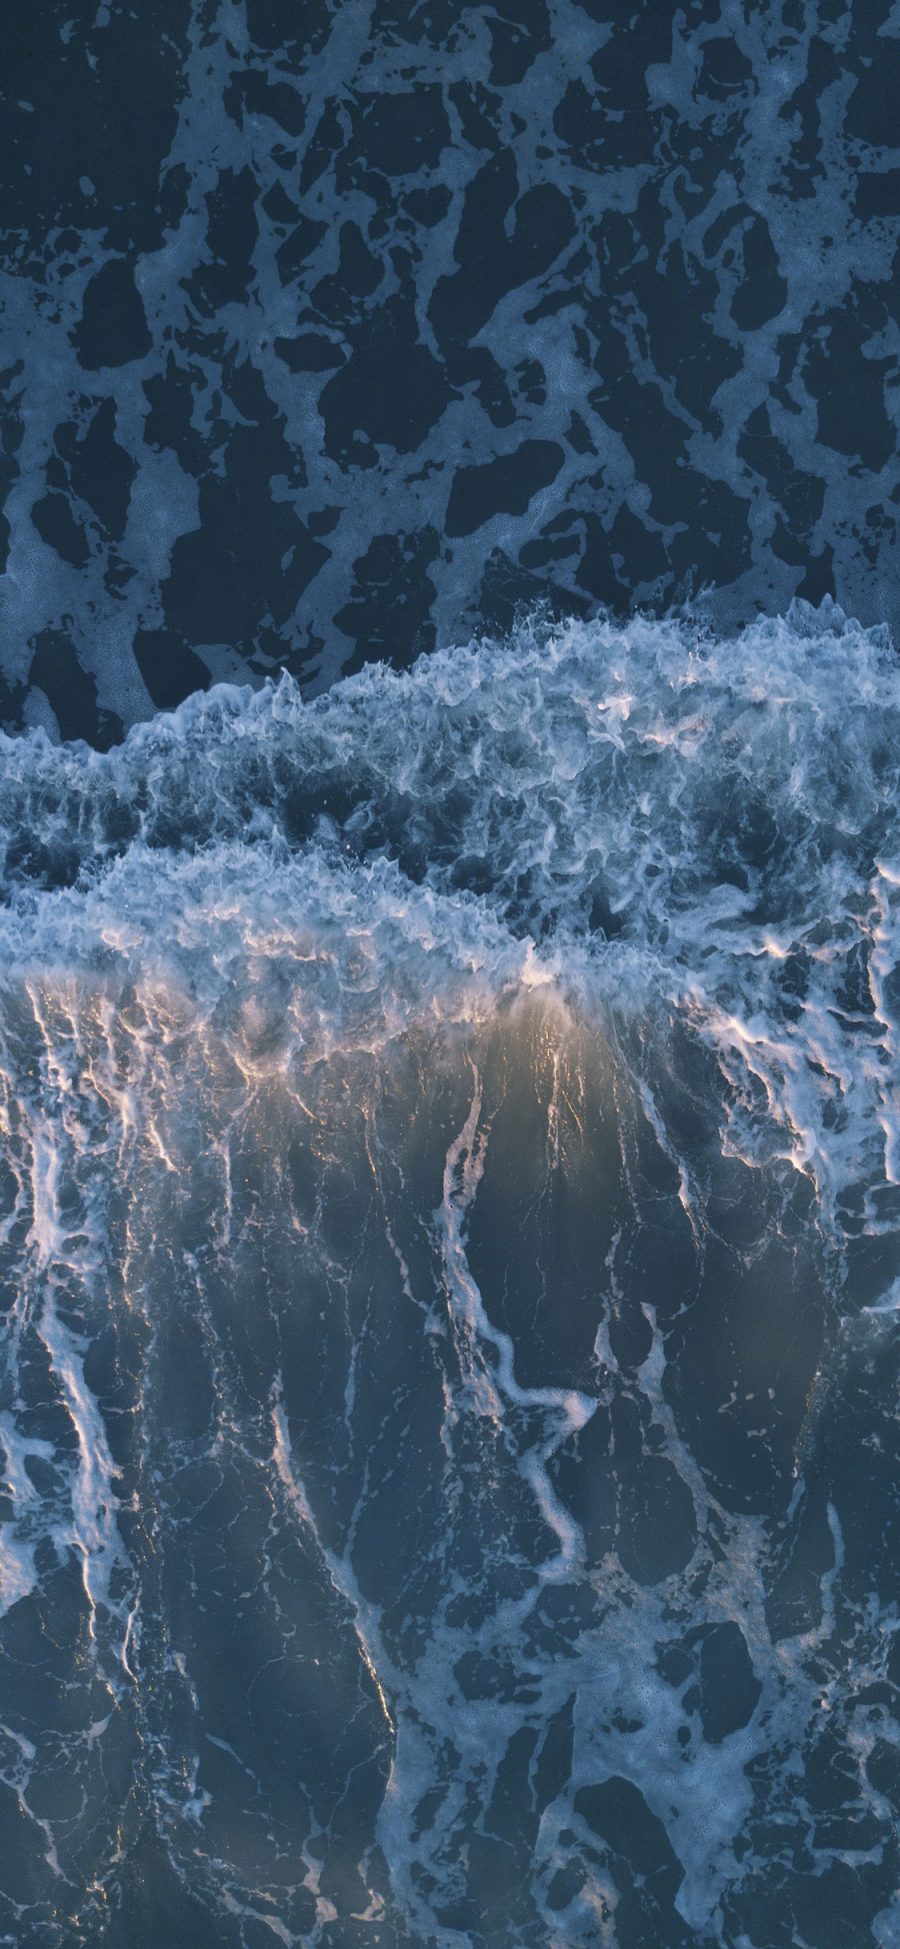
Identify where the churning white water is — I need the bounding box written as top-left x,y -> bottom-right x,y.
0,604 -> 898,1947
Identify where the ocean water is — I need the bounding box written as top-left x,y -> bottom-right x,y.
3,0 -> 900,732
0,604 -> 898,1946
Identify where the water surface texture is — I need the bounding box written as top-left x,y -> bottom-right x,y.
3,5 -> 900,1947
3,1 -> 900,732
0,609 -> 898,1945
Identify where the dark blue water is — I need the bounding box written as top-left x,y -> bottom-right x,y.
2,1 -> 900,734
1,8 -> 900,1949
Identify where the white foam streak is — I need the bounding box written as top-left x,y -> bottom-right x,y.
271,1387 -> 396,1741
436,1071 -> 597,1572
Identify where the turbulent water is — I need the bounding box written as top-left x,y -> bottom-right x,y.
5,0 -> 900,734
0,604 -> 899,1948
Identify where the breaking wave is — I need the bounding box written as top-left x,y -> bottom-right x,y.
0,602 -> 899,1947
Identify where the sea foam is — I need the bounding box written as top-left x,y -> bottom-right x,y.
0,604 -> 897,1946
